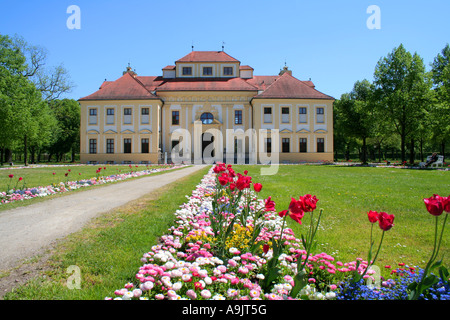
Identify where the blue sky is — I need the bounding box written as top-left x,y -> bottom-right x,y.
1,0 -> 449,101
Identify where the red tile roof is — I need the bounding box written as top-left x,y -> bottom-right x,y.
156,77 -> 258,92
79,72 -> 160,101
252,72 -> 334,100
79,52 -> 333,101
176,51 -> 240,63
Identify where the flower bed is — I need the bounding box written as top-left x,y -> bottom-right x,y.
109,164 -> 449,300
0,164 -> 184,205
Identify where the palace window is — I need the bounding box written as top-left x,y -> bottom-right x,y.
106,139 -> 114,154
182,67 -> 192,75
317,138 -> 325,153
223,66 -> 233,76
203,67 -> 213,76
89,139 -> 97,154
172,111 -> 180,125
316,107 -> 325,123
141,107 -> 149,124
89,108 -> 97,125
299,107 -> 307,123
200,112 -> 214,124
124,138 -> 132,153
264,107 -> 272,123
106,108 -> 115,124
281,107 -> 290,123
299,138 -> 307,153
124,108 -> 132,124
141,138 -> 149,153
282,138 -> 290,153
234,110 -> 242,125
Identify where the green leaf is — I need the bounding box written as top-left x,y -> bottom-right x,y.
438,265 -> 449,284
431,258 -> 443,270
290,270 -> 308,298
422,274 -> 439,288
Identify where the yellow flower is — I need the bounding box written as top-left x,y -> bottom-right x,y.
225,224 -> 254,251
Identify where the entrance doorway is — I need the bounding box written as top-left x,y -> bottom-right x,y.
201,132 -> 215,160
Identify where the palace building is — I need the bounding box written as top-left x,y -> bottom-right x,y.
78,51 -> 334,164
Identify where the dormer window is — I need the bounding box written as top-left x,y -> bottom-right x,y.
203,67 -> 213,76
200,112 -> 214,124
223,66 -> 233,76
182,67 -> 192,75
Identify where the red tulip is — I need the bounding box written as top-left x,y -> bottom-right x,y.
264,196 -> 276,212
263,244 -> 270,254
18,177 -> 23,181
289,198 -> 304,215
253,183 -> 262,192
213,164 -> 226,173
443,196 -> 450,213
65,173 -> 68,177
8,174 -> 13,179
289,211 -> 305,224
301,194 -> 318,212
378,212 -> 395,231
288,198 -> 305,224
367,210 -> 379,223
218,173 -> 229,186
278,210 -> 288,218
236,175 -> 251,190
424,194 -> 444,216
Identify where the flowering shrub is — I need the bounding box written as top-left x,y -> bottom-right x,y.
109,165 -> 449,300
1,165 -> 183,205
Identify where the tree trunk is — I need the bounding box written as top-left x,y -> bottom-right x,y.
442,141 -> 446,159
409,138 -> 415,164
378,143 -> 382,162
24,135 -> 28,166
30,146 -> 36,164
420,138 -> 424,162
5,148 -> 12,164
400,129 -> 406,163
361,137 -> 368,165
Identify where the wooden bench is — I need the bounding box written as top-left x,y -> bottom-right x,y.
420,155 -> 444,168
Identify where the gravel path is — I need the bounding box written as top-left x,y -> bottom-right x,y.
0,165 -> 206,272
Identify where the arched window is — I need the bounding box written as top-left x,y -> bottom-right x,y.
200,112 -> 214,124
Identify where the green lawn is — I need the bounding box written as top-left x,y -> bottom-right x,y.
0,164 -> 169,193
2,166 -> 210,300
234,165 -> 450,271
0,164 -> 177,212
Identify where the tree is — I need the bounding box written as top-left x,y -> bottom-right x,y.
0,34 -> 59,166
373,44 -> 432,163
430,44 -> 450,157
0,34 -> 28,164
47,99 -> 80,162
335,80 -> 378,165
12,34 -> 74,101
